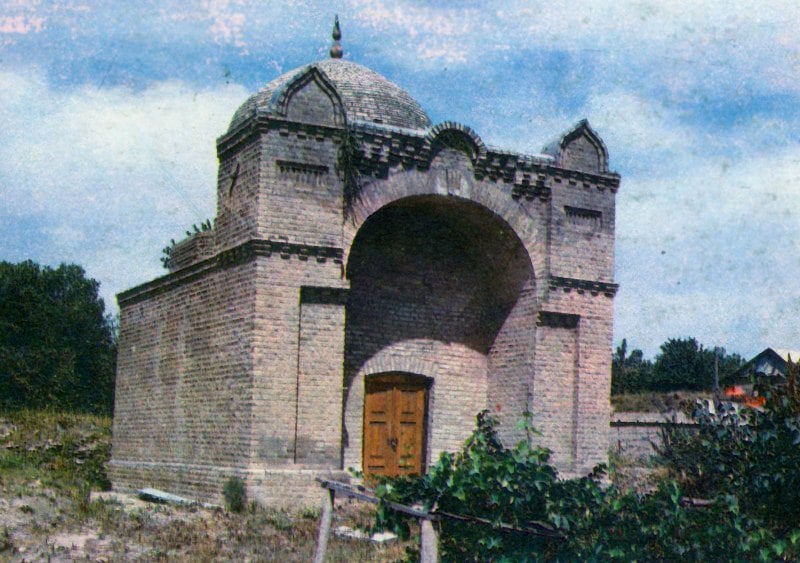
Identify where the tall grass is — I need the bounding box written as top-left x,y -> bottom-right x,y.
0,408 -> 111,490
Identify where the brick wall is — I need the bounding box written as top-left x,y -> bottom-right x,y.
610,412 -> 695,465
110,260 -> 257,503
487,280 -> 538,445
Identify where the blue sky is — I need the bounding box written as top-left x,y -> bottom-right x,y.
2,0 -> 800,359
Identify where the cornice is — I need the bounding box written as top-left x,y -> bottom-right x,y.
216,115 -> 344,159
351,124 -> 620,192
216,114 -> 620,192
118,239 -> 343,306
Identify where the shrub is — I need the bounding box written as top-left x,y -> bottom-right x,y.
658,358 -> 800,533
223,476 -> 246,513
374,410 -> 800,560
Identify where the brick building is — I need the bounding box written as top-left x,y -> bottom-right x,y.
109,24 -> 620,506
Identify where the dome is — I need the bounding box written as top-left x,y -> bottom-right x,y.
228,59 -> 432,132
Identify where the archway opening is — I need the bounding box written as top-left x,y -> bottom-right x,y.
344,195 -> 535,472
346,195 -> 532,360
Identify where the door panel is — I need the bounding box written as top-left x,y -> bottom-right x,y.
396,387 -> 424,475
364,374 -> 428,478
364,385 -> 391,475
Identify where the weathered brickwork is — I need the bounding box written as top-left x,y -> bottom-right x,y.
111,53 -> 620,507
110,259 -> 257,498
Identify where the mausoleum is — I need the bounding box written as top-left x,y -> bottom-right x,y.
109,21 -> 620,506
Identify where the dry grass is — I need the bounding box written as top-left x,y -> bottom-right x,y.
1,484 -> 412,561
0,410 -> 411,561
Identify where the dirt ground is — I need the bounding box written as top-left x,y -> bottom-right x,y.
0,411 -> 414,561
0,484 -> 408,562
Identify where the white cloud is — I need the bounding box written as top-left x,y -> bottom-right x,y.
348,0 -> 800,103
0,67 -> 248,313
4,1 -> 800,360
614,138 -> 800,357
349,0 -> 483,64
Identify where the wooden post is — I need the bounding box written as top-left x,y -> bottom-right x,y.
420,518 -> 439,563
313,488 -> 335,563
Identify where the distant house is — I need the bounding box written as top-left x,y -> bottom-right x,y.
724,348 -> 800,409
735,348 -> 800,381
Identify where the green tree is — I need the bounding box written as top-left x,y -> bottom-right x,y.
659,358 -> 800,534
611,339 -> 653,394
650,338 -> 743,392
0,260 -> 116,414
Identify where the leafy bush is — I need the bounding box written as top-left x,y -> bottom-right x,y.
659,359 -> 800,533
223,476 -> 247,513
374,410 -> 800,560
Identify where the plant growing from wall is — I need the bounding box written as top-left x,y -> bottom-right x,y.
160,239 -> 176,269
160,219 -> 213,269
336,123 -> 362,214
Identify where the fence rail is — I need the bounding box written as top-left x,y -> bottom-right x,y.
313,478 -> 564,563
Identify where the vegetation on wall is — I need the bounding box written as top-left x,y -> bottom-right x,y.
0,260 -> 117,415
336,123 -> 363,214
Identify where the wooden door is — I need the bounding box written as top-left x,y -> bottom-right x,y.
364,374 -> 428,478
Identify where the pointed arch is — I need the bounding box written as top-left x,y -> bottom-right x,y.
544,119 -> 609,174
271,65 -> 346,127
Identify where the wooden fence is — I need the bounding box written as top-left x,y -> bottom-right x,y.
312,478 -> 563,563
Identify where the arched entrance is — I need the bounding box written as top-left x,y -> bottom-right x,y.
363,373 -> 430,478
344,195 -> 536,474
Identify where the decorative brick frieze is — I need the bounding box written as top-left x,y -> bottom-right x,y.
217,116 -> 341,159
511,176 -> 550,201
349,123 -> 619,193
218,112 -> 620,198
276,159 -> 329,176
550,169 -> 620,192
565,206 -> 603,230
548,276 -> 619,297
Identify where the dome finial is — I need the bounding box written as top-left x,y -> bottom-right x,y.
330,15 -> 343,59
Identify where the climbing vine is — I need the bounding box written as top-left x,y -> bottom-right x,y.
336,122 -> 362,214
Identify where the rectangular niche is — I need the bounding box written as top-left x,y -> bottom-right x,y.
533,311 -> 579,470
564,206 -> 602,231
276,159 -> 329,187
